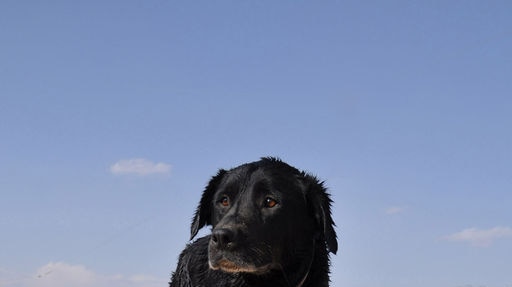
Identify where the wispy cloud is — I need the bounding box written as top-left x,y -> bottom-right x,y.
385,206 -> 407,215
443,226 -> 512,247
3,262 -> 166,287
110,158 -> 171,176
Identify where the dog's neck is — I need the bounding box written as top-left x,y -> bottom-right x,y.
295,266 -> 310,287
294,239 -> 315,287
278,237 -> 331,287
297,237 -> 332,287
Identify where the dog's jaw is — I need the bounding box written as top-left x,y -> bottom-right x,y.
209,258 -> 276,275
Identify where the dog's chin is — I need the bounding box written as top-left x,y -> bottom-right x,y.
209,258 -> 274,275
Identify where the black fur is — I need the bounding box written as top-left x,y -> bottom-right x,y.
170,158 -> 338,287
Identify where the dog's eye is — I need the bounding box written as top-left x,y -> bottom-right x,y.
219,196 -> 230,207
264,197 -> 278,208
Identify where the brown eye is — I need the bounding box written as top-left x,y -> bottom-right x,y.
220,196 -> 229,207
264,197 -> 278,208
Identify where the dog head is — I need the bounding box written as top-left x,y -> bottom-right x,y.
190,157 -> 337,274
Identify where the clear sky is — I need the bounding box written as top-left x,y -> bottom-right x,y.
1,1 -> 511,287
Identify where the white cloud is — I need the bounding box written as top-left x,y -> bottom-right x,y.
443,226 -> 512,247
110,158 -> 171,176
2,262 -> 166,287
385,206 -> 407,215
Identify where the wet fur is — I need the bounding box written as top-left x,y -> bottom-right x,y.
169,158 -> 338,287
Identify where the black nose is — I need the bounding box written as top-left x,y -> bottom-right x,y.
211,228 -> 236,250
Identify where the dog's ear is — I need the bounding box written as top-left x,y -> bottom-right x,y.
304,174 -> 338,254
190,169 -> 226,240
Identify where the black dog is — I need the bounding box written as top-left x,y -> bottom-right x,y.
169,157 -> 338,287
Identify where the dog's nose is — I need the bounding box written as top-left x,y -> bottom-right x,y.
211,228 -> 235,250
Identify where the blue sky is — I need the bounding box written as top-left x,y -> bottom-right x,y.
1,1 -> 511,287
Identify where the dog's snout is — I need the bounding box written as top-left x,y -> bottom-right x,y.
211,228 -> 236,250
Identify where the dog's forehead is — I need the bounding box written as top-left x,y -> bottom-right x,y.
220,166 -> 267,189
218,163 -> 303,195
